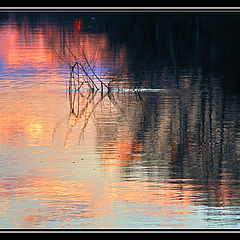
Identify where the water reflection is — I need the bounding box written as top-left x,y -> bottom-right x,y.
61,72 -> 240,227
65,77 -> 240,185
0,12 -> 240,229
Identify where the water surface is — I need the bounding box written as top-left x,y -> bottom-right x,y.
0,12 -> 240,229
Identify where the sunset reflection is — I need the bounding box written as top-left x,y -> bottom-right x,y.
0,20 -> 54,68
0,13 -> 240,229
2,169 -> 238,228
0,173 -> 196,228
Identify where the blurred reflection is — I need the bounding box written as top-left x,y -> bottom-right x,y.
62,66 -> 240,214
0,12 -> 240,228
0,13 -> 126,91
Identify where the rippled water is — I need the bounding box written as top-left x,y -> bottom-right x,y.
0,12 -> 240,230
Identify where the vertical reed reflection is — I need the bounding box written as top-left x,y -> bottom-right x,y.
65,75 -> 240,214
64,71 -> 240,186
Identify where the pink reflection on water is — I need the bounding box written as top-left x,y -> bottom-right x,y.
1,15 -> 239,229
0,22 -> 54,69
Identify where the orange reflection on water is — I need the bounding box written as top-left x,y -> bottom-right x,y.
22,215 -> 48,227
102,137 -> 143,167
2,15 -> 239,228
0,22 -> 55,69
0,172 -> 196,227
0,15 -> 122,146
0,90 -> 68,146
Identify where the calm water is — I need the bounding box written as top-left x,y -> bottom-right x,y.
1,12 -> 240,229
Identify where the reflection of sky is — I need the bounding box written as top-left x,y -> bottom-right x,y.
0,87 -> 204,228
0,143 -> 201,229
0,17 -> 122,91
0,19 -> 65,90
0,14 -> 240,229
0,57 -> 4,72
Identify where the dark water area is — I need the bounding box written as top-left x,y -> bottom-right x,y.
106,13 -> 240,92
0,12 -> 240,229
106,12 -> 240,181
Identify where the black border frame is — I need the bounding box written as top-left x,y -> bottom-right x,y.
0,6 -> 239,233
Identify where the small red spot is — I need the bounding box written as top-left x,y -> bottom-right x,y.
75,20 -> 81,32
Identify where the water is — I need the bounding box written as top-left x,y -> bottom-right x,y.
0,12 -> 240,230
